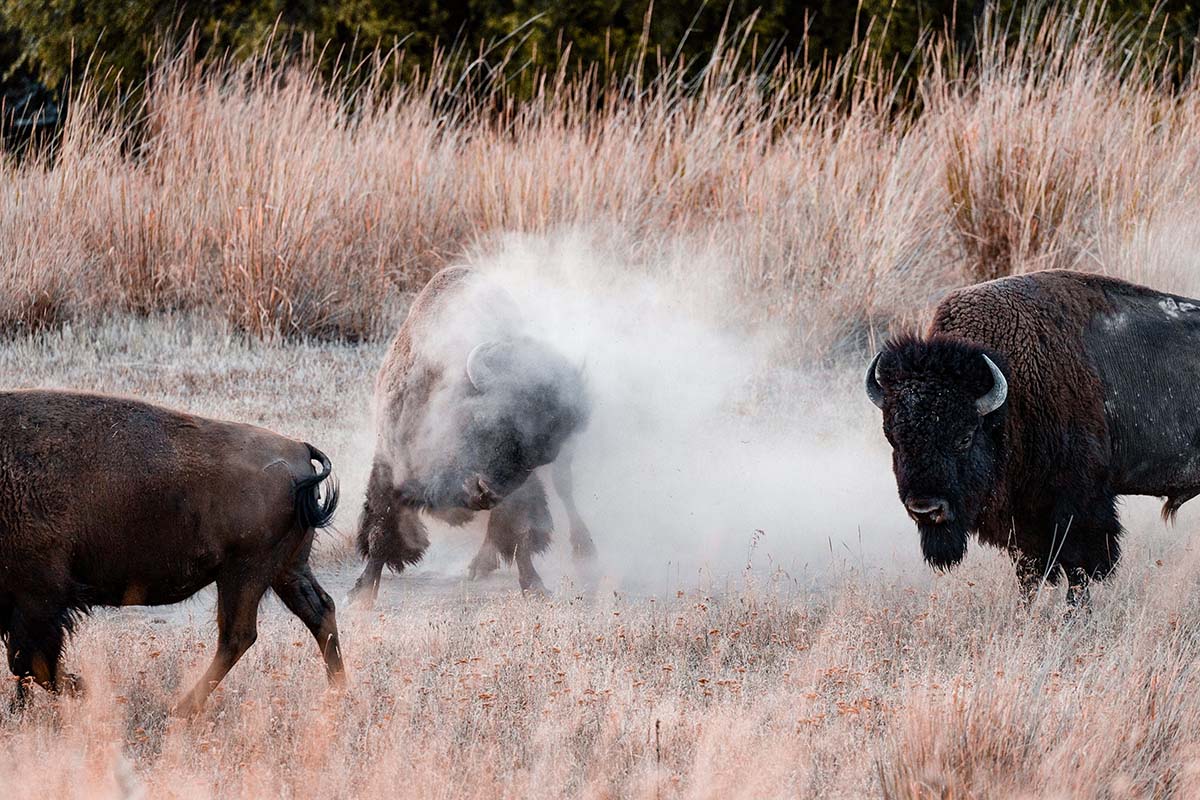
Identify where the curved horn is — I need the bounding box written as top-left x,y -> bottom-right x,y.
864,351 -> 886,409
466,342 -> 495,391
976,354 -> 1008,415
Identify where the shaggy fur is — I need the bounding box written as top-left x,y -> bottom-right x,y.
351,267 -> 595,601
872,269 -> 1200,601
0,391 -> 343,712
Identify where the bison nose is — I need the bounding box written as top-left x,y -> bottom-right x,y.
465,475 -> 501,511
904,496 -> 950,524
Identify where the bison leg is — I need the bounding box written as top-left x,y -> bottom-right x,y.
273,564 -> 345,681
351,506 -> 429,607
173,574 -> 267,716
350,556 -> 386,606
1062,509 -> 1120,611
6,607 -> 69,706
351,459 -> 394,606
514,543 -> 548,595
467,537 -> 501,580
1013,498 -> 1121,608
1011,550 -> 1056,607
351,459 -> 428,608
1065,568 -> 1091,610
1054,496 -> 1121,609
487,475 -> 552,594
551,451 -> 597,562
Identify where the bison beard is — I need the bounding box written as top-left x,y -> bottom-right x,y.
919,519 -> 970,570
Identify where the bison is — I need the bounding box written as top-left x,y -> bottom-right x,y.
351,266 -> 595,601
866,269 -> 1200,604
0,390 -> 343,713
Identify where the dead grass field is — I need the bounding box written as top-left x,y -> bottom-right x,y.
4,6 -> 1200,798
0,320 -> 1199,799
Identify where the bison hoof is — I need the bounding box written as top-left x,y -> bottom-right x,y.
520,580 -> 550,598
468,548 -> 501,581
346,588 -> 377,611
571,536 -> 598,562
60,673 -> 84,697
170,694 -> 207,718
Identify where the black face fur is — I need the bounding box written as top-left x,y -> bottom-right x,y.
451,338 -> 590,504
875,336 -> 1008,570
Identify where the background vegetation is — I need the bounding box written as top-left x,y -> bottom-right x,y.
0,4 -> 1194,351
1,7 -> 1200,797
2,1 -> 1200,95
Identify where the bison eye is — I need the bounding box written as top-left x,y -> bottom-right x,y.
956,432 -> 974,452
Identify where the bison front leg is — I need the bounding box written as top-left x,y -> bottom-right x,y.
5,607 -> 72,708
1064,568 -> 1091,610
487,475 -> 553,595
173,573 -> 267,717
467,537 -> 501,580
1056,496 -> 1121,611
1011,549 -> 1055,608
351,459 -> 429,608
351,505 -> 429,608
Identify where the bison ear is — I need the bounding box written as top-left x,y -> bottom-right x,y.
865,351 -> 886,409
975,354 -> 1008,415
466,341 -> 513,391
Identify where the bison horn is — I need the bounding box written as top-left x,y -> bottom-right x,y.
467,341 -> 511,391
976,354 -> 1008,415
466,342 -> 494,391
865,351 -> 886,409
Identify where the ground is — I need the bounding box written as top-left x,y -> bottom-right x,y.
2,318 -> 1200,799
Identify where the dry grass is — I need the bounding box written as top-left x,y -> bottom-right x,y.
0,320 -> 1197,798
7,8 -> 1200,353
6,6 -> 1200,798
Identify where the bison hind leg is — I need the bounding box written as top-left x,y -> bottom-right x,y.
273,564 -> 345,681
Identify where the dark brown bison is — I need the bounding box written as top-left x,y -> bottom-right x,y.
351,266 -> 595,601
866,269 -> 1200,605
0,390 -> 343,713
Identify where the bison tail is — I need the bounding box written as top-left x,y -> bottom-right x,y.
1162,489 -> 1200,526
295,443 -> 340,530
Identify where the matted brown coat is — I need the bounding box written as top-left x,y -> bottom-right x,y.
0,390 -> 343,714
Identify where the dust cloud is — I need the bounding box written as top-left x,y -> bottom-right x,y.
396,231 -> 923,592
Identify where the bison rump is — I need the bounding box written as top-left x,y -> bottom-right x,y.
0,392 -> 324,605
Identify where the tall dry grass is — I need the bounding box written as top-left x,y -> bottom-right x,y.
7,7 -> 1200,352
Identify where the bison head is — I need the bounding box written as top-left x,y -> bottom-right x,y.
438,336 -> 589,510
865,336 -> 1008,570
